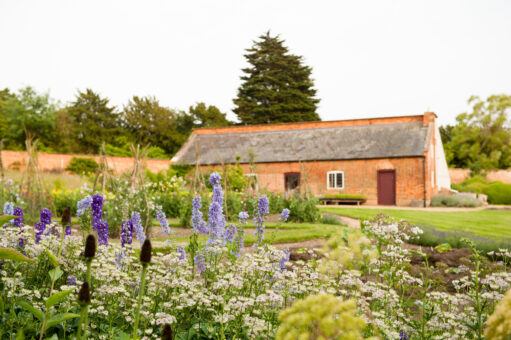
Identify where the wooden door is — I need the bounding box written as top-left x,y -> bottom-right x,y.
377,170 -> 396,205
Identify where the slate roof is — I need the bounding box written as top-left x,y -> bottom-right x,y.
172,121 -> 430,165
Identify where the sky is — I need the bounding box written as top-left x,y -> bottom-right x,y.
1,0 -> 510,126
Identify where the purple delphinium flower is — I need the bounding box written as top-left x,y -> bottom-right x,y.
94,219 -> 109,246
399,331 -> 410,340
65,226 -> 72,236
3,202 -> 14,216
238,211 -> 249,224
253,196 -> 269,246
131,212 -> 145,245
67,275 -> 77,286
177,246 -> 186,260
223,224 -> 237,244
156,207 -> 170,234
13,207 -> 23,228
35,208 -> 52,244
115,250 -> 125,268
121,220 -> 134,247
279,249 -> 290,271
77,195 -> 92,217
232,230 -> 244,258
209,172 -> 221,186
91,194 -> 103,220
90,194 -> 109,246
207,172 -> 226,244
191,196 -> 208,234
194,252 -> 206,273
280,208 -> 290,222
18,238 -> 25,248
40,208 -> 52,225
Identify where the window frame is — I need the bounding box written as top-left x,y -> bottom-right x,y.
327,171 -> 344,190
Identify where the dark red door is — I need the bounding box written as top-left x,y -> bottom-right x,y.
377,170 -> 396,205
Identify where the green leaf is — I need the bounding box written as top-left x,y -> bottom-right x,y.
18,301 -> 44,322
48,268 -> 63,281
0,215 -> 18,226
44,334 -> 58,340
45,313 -> 80,330
46,249 -> 59,267
45,288 -> 75,309
16,329 -> 24,340
0,247 -> 35,262
435,243 -> 452,254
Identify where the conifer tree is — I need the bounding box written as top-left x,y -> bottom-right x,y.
233,32 -> 320,124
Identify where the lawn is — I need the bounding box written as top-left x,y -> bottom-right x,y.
152,221 -> 347,248
320,206 -> 511,239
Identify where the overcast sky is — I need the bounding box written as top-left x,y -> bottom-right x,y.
1,0 -> 510,126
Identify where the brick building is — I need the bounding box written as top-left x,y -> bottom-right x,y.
172,112 -> 451,206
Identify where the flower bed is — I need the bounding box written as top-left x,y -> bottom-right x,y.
0,173 -> 510,339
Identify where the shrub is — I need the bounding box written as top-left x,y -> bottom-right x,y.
485,182 -> 511,205
65,157 -> 98,176
430,194 -> 482,207
50,189 -> 81,216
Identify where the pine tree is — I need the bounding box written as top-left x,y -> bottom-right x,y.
233,32 -> 320,125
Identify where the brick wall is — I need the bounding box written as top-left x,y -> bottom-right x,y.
1,151 -> 171,174
449,168 -> 511,184
203,157 -> 427,206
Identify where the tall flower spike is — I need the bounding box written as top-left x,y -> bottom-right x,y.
84,234 -> 96,259
140,239 -> 152,264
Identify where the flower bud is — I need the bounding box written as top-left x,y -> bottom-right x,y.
140,239 -> 152,264
61,206 -> 71,226
161,324 -> 173,340
78,281 -> 91,305
84,234 -> 96,259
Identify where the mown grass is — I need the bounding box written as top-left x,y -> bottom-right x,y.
319,207 -> 511,239
151,221 -> 347,251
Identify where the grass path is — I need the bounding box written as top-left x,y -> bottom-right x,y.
320,206 -> 511,239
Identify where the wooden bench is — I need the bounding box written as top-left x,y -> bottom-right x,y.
319,197 -> 366,206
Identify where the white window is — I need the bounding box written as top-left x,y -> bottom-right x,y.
245,173 -> 258,190
327,171 -> 344,189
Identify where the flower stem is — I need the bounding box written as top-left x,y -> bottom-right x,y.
133,264 -> 148,338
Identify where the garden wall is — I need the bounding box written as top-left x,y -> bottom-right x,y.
1,150 -> 171,174
449,168 -> 511,184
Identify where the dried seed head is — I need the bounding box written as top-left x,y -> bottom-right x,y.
161,324 -> 173,340
84,234 -> 96,259
140,239 -> 152,264
61,206 -> 71,226
78,281 -> 91,304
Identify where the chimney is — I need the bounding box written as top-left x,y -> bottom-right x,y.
423,112 -> 437,126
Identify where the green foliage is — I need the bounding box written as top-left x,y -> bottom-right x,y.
444,94 -> 511,172
430,194 -> 482,207
320,214 -> 343,225
146,146 -> 168,159
188,102 -> 231,128
451,176 -> 511,205
233,32 -> 320,124
65,157 -> 99,176
485,182 -> 511,205
0,246 -> 34,262
226,164 -> 247,191
67,89 -> 120,154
